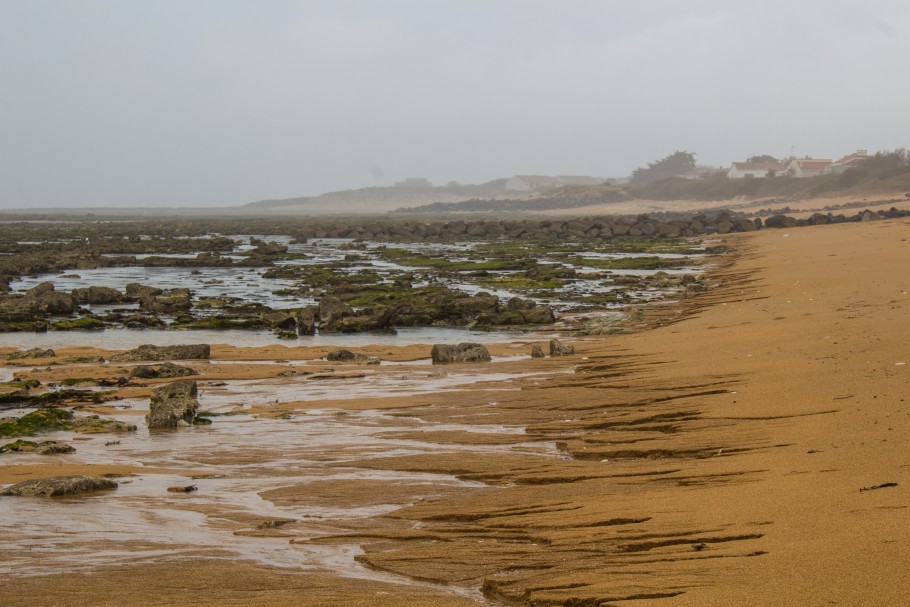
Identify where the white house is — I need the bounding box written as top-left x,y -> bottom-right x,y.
680,167 -> 728,180
786,158 -> 833,178
727,162 -> 788,179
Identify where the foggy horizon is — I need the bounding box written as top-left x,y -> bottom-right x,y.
1,1 -> 909,209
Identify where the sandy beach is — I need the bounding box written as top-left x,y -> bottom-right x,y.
1,217 -> 908,605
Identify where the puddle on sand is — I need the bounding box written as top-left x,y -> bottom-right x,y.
0,370 -> 561,605
199,366 -> 561,406
0,326 -> 544,351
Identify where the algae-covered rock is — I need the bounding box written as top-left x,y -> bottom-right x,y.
147,379 -> 199,429
0,475 -> 117,497
0,408 -> 135,438
111,344 -> 210,362
2,439 -> 76,455
0,408 -> 74,437
4,348 -> 56,360
130,362 -> 199,379
431,343 -> 491,364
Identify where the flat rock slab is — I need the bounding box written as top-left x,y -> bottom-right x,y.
431,343 -> 491,364
1,475 -> 118,497
111,344 -> 210,362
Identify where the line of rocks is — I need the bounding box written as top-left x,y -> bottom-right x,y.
285,207 -> 910,241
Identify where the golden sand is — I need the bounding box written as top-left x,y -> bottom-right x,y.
2,218 -> 908,605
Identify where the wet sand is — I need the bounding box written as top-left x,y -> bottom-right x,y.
2,218 -> 908,605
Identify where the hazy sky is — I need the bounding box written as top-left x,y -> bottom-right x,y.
1,1 -> 909,208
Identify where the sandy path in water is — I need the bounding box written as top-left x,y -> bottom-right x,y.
2,218 -> 908,605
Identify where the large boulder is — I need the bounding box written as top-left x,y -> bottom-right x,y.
0,475 -> 117,497
549,339 -> 575,356
297,307 -> 316,335
506,297 -> 536,312
318,296 -> 354,328
146,379 -> 199,429
110,344 -> 210,362
524,305 -> 556,324
431,343 -> 491,364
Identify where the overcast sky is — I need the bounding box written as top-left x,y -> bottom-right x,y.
1,1 -> 909,208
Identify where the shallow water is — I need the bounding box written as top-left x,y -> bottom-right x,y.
0,326 -> 545,350
0,370 -> 559,593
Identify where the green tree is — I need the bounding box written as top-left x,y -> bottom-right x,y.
747,154 -> 779,163
630,151 -> 696,183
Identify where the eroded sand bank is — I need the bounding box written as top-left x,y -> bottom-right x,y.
1,219 -> 908,605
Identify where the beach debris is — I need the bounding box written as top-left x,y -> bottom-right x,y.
130,362 -> 199,379
146,380 -> 200,429
166,484 -> 198,493
0,475 -> 117,497
549,339 -> 575,356
431,343 -> 491,364
110,344 -> 210,362
859,482 -> 898,492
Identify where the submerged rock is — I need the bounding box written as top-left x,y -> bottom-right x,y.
549,339 -> 575,356
431,343 -> 491,364
111,344 -> 211,362
147,379 -> 199,429
130,362 -> 199,379
0,475 -> 117,497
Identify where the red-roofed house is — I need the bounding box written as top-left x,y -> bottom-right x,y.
826,150 -> 871,174
786,158 -> 833,177
727,162 -> 788,179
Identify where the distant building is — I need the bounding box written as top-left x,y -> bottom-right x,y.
680,167 -> 728,180
727,162 -> 789,179
395,177 -> 432,188
505,175 -> 601,192
786,158 -> 833,178
556,175 -> 603,186
826,150 -> 871,174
